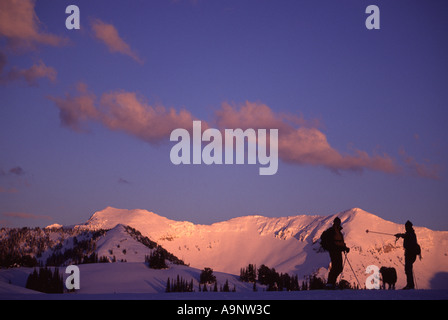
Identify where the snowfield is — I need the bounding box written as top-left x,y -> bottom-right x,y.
1,207 -> 448,300
1,263 -> 447,300
78,207 -> 448,290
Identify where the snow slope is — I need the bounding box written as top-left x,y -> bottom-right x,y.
1,264 -> 448,300
95,224 -> 153,263
77,207 -> 448,290
72,263 -> 254,294
0,263 -> 255,295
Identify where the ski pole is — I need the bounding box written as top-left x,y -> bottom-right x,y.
338,252 -> 348,283
344,252 -> 361,289
365,229 -> 396,237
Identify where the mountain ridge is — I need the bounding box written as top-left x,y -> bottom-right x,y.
69,206 -> 448,289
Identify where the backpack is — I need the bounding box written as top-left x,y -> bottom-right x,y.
320,228 -> 332,251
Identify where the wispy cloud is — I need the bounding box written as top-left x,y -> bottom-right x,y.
49,86 -> 440,178
0,0 -> 67,50
2,211 -> 52,221
0,166 -> 30,193
8,166 -> 25,176
118,178 -> 130,185
99,90 -> 195,143
0,186 -> 18,194
5,60 -> 57,85
90,18 -> 143,64
48,83 -> 98,132
214,101 -> 398,175
49,83 -> 195,143
0,0 -> 61,87
0,53 -> 56,86
0,166 -> 27,177
399,148 -> 441,180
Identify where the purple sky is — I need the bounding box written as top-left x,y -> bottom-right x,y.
1,0 -> 447,230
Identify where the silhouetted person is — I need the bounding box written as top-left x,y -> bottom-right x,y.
321,217 -> 350,289
395,220 -> 421,290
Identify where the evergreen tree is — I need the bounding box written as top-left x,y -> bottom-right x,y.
240,263 -> 256,282
257,264 -> 279,287
25,267 -> 63,293
200,267 -> 216,284
26,268 -> 39,291
166,277 -> 171,293
301,280 -> 308,291
145,246 -> 168,269
165,275 -> 194,292
309,274 -> 325,290
222,279 -> 230,292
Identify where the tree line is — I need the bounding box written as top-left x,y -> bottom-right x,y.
0,227 -> 107,268
240,263 -> 354,291
1,225 -> 185,268
25,267 -> 64,293
240,263 -> 300,291
166,268 -> 236,293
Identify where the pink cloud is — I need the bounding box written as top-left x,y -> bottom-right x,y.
279,128 -> 397,174
99,90 -> 196,143
0,58 -> 57,86
50,87 -> 440,178
214,101 -> 398,175
91,18 -> 143,64
2,211 -> 52,221
48,83 -> 98,132
0,0 -> 61,87
399,148 -> 441,180
215,101 -> 319,133
49,83 -> 196,143
0,0 -> 67,49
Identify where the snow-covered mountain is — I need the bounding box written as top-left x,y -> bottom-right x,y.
77,207 -> 448,289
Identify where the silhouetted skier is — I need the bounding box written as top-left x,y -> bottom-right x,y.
320,217 -> 350,289
395,220 -> 421,290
